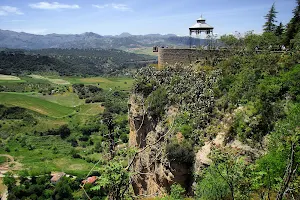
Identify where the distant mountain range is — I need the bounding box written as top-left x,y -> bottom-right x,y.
0,29 -> 206,50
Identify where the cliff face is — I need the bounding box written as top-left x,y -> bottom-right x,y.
128,94 -> 192,196
127,65 -> 223,196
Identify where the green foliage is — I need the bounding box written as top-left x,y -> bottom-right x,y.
53,177 -> 74,200
0,155 -> 6,164
209,149 -> 252,200
251,103 -> 300,198
275,22 -> 285,36
291,31 -> 300,50
219,53 -> 300,144
0,104 -> 36,123
0,49 -> 153,76
170,183 -> 186,200
263,3 -> 278,33
283,0 -> 300,46
133,71 -> 158,97
220,34 -> 241,49
166,142 -> 195,165
3,172 -> 16,189
244,32 -> 281,51
252,152 -> 287,198
59,125 -> 71,139
0,92 -> 75,118
134,64 -> 220,144
146,87 -> 168,119
92,160 -> 130,199
196,167 -> 230,200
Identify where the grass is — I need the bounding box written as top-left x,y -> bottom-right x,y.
77,104 -> 104,116
64,77 -> 134,90
0,74 -> 21,81
0,93 -> 75,118
0,74 -> 25,84
31,92 -> 84,107
0,156 -> 6,165
29,75 -> 70,85
0,75 -> 130,177
0,139 -> 94,176
125,47 -> 158,56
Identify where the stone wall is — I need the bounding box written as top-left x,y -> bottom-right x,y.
158,48 -> 233,67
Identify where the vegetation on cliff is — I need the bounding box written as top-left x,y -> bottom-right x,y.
2,1 -> 300,200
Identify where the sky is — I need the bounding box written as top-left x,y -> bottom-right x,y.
0,0 -> 297,36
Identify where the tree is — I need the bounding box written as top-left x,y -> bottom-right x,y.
284,0 -> 300,46
103,111 -> 116,158
53,177 -> 73,200
263,3 -> 278,33
59,125 -> 71,139
220,34 -> 240,49
291,31 -> 300,50
275,22 -> 285,36
209,149 -> 252,200
267,104 -> 300,200
92,160 -> 130,200
3,172 -> 16,190
196,167 -> 231,200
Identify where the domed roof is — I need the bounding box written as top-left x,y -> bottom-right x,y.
189,16 -> 214,31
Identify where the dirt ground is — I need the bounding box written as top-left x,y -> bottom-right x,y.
0,177 -> 7,199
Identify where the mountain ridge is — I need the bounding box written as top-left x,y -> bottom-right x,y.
0,29 -> 205,50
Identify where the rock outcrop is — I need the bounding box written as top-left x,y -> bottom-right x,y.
128,94 -> 193,196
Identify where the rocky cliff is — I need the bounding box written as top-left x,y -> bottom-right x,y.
128,93 -> 193,196
127,64 -> 264,197
127,64 -> 221,196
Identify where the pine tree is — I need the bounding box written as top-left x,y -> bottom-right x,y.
275,22 -> 285,36
263,3 -> 278,33
284,0 -> 300,46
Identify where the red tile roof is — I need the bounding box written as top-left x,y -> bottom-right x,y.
82,176 -> 97,184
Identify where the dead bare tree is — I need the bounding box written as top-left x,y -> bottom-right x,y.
276,143 -> 298,200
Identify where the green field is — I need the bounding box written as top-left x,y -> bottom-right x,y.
0,74 -> 21,81
64,77 -> 134,90
1,74 -> 134,91
0,139 -> 95,176
125,47 -> 158,56
0,74 -> 25,83
0,93 -> 75,118
77,104 -> 104,115
32,93 -> 84,107
0,74 -> 130,177
29,75 -> 70,85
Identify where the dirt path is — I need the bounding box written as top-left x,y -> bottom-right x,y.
0,155 -> 22,200
0,154 -> 22,172
0,155 -> 14,163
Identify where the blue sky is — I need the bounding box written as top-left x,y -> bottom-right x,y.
0,0 -> 297,36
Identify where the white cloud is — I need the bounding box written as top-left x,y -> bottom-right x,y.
93,4 -> 109,9
29,2 -> 80,10
0,6 -> 23,16
93,3 -> 131,11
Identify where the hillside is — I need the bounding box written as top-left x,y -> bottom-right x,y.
0,75 -> 132,179
128,51 -> 300,199
0,49 -> 156,76
0,30 -> 205,50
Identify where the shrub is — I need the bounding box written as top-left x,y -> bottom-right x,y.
146,87 -> 168,120
170,183 -> 185,200
166,142 -> 195,165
